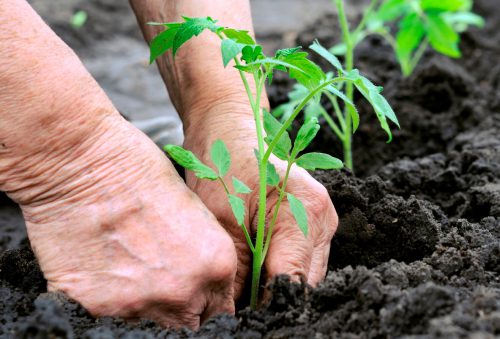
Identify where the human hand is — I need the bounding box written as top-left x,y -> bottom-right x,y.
5,114 -> 237,329
183,102 -> 338,300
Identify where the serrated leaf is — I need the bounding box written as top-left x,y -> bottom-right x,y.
263,109 -> 292,160
232,177 -> 252,194
228,194 -> 245,225
310,40 -> 343,71
164,145 -> 218,180
210,139 -> 231,177
172,17 -> 220,56
296,153 -> 343,170
221,39 -> 244,67
287,193 -> 308,237
294,117 -> 320,154
396,13 -> 426,59
427,12 -> 461,58
267,162 -> 280,187
149,26 -> 180,63
279,52 -> 326,89
343,70 -> 399,141
221,28 -> 255,44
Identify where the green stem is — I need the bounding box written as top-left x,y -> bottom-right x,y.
335,0 -> 354,170
261,155 -> 295,261
407,39 -> 429,76
325,91 -> 346,132
319,105 -> 344,141
352,0 -> 380,39
250,72 -> 268,310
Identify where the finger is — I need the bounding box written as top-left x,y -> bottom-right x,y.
307,204 -> 337,286
307,241 -> 331,286
200,285 -> 236,324
263,203 -> 313,285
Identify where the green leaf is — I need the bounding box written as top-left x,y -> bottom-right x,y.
210,139 -> 231,177
267,162 -> 280,187
275,47 -> 302,58
245,57 -> 304,73
427,12 -> 461,58
70,10 -> 87,29
296,153 -> 343,170
232,177 -> 252,194
172,17 -> 220,56
310,40 -> 343,71
263,109 -> 292,160
375,0 -> 410,21
149,26 -> 180,63
221,39 -> 244,67
396,13 -> 426,59
164,145 -> 218,180
279,52 -> 326,89
294,117 -> 320,154
241,45 -> 263,63
221,28 -> 255,44
421,0 -> 469,12
287,193 -> 308,237
344,70 -> 399,142
443,11 -> 485,32
228,194 -> 245,225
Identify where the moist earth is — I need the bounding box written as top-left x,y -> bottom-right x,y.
1,0 -> 499,338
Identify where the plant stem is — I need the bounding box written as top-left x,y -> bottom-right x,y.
250,72 -> 268,309
335,0 -> 354,170
352,0 -> 380,38
407,38 -> 429,76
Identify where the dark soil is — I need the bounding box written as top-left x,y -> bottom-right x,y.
1,0 -> 499,337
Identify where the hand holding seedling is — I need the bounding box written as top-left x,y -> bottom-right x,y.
137,0 -> 348,308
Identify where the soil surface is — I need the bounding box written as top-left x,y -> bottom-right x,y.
1,0 -> 499,338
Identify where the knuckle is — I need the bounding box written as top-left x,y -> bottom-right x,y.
203,234 -> 237,284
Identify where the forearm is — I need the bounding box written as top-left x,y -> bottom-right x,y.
0,0 -> 119,201
130,0 -> 267,131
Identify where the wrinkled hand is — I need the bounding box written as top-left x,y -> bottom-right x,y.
184,104 -> 338,300
15,115 -> 237,329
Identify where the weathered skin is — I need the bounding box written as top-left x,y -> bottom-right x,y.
0,0 -> 338,328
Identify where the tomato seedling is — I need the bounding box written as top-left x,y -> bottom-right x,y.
149,16 -> 395,308
330,0 -> 484,76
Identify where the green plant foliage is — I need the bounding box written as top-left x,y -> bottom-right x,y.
296,153 -> 344,170
331,0 -> 484,76
263,109 -> 292,160
266,162 -> 280,187
233,177 -> 252,194
287,193 -> 308,236
228,194 -> 246,225
294,118 -> 321,154
164,145 -> 218,180
210,139 -> 231,177
70,10 -> 87,29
